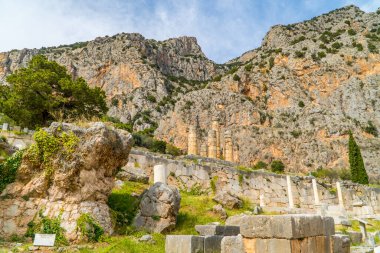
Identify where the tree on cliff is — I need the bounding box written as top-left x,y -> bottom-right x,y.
0,55 -> 107,128
348,132 -> 369,184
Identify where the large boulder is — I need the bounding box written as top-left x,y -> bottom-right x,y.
213,191 -> 243,209
134,182 -> 181,233
0,122 -> 133,241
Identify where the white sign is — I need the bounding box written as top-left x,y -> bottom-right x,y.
33,234 -> 56,247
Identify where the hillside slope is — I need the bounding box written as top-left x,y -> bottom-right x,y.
0,5 -> 379,181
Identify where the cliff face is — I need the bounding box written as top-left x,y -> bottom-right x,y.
1,5 -> 379,180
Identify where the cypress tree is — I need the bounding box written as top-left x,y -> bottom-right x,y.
348,132 -> 369,184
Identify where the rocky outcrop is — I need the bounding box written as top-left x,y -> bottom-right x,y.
0,122 -> 133,241
134,182 -> 181,233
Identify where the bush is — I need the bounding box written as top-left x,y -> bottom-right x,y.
298,101 -> 305,108
363,121 -> 378,137
290,130 -> 302,138
213,75 -> 222,82
252,161 -> 267,170
166,144 -> 182,156
26,211 -> 68,245
268,57 -> 275,69
348,29 -> 357,36
147,94 -> 157,103
77,213 -> 104,242
233,74 -> 241,81
244,63 -> 253,72
294,51 -> 305,58
271,160 -> 285,173
368,42 -> 378,53
0,150 -> 24,193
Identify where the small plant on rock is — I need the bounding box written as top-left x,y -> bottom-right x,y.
77,213 -> 104,242
271,160 -> 285,173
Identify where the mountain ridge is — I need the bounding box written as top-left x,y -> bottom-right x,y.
1,5 -> 379,181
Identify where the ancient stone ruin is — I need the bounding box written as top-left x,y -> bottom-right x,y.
0,122 -> 133,241
166,214 -> 350,253
187,119 -> 236,162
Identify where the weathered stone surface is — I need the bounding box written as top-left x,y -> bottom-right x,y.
322,216 -> 335,236
330,234 -> 350,253
117,165 -> 149,183
226,214 -> 326,239
221,235 -> 244,253
213,191 -> 242,209
165,235 -> 204,253
195,225 -> 240,236
212,204 -> 227,220
204,235 -> 223,253
134,182 -> 181,233
347,231 -> 362,244
0,122 -> 133,241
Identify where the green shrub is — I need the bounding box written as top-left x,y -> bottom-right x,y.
0,150 -> 24,193
298,101 -> 305,108
210,176 -> 218,194
233,74 -> 241,82
368,42 -> 378,53
244,63 -> 253,72
290,130 -> 302,138
112,98 -> 119,106
165,143 -> 182,156
227,66 -> 239,75
363,121 -> 378,137
77,213 -> 104,242
271,160 -> 285,173
290,36 -> 306,45
294,51 -> 305,58
252,161 -> 267,170
26,211 -> 68,246
268,57 -> 275,69
332,42 -> 343,49
213,75 -> 222,82
348,29 -> 356,36
147,94 -> 157,103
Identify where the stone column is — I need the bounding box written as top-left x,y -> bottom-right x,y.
224,130 -> 233,162
211,120 -> 221,158
200,143 -> 207,157
312,178 -> 320,205
336,182 -> 344,208
286,175 -> 294,208
207,130 -> 217,159
188,126 -> 198,155
260,193 -> 265,207
2,123 -> 8,131
154,164 -> 167,184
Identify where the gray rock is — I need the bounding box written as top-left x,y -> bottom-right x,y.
226,214 -> 327,239
117,166 -> 149,183
165,235 -> 204,253
348,231 -> 362,244
212,204 -> 227,220
139,234 -> 155,244
213,192 -> 242,209
204,235 -> 223,253
134,182 -> 181,233
195,225 -> 240,236
221,235 -> 244,253
253,205 -> 263,215
331,234 -> 350,253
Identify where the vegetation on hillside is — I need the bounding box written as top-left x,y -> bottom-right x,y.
0,55 -> 107,128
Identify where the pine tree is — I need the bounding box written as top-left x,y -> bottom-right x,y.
348,132 -> 369,184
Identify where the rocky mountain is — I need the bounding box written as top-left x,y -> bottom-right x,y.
1,5 -> 379,181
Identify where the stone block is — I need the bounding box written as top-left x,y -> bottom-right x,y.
221,235 -> 244,253
165,235 -> 204,253
195,225 -> 240,236
204,235 -> 223,253
330,234 -> 350,253
322,216 -> 335,236
226,214 -> 325,239
243,238 -> 292,253
290,236 -> 328,253
347,231 -> 362,244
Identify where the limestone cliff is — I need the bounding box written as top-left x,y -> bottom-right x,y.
0,5 -> 379,181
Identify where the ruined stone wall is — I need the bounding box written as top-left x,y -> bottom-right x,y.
125,149 -> 380,214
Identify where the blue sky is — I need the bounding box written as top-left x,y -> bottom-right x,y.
0,0 -> 378,63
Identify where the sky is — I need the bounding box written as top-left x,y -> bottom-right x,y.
0,0 -> 378,63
